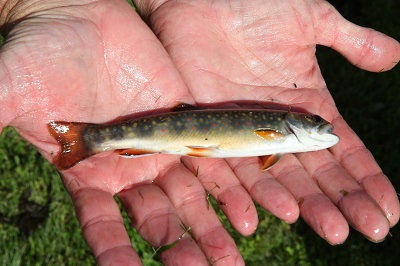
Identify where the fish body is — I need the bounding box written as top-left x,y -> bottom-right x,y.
47,106 -> 339,170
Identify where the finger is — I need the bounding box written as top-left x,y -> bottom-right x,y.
182,157 -> 258,236
65,178 -> 140,265
314,2 -> 400,72
155,162 -> 244,265
268,155 -> 349,244
331,117 -> 400,226
297,148 -> 390,242
226,156 -> 299,224
118,183 -> 208,265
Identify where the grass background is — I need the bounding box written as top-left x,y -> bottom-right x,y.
1,0 -> 399,265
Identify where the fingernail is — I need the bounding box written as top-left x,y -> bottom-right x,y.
364,235 -> 386,243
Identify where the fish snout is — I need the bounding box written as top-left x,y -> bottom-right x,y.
317,123 -> 334,135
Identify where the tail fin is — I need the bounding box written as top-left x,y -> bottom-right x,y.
47,121 -> 95,170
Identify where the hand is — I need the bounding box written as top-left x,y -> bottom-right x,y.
0,0 -> 238,264
136,0 -> 400,244
0,0 -> 399,266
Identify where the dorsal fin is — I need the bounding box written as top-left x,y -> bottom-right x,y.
172,103 -> 203,112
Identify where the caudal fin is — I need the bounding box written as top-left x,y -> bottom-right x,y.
47,121 -> 95,170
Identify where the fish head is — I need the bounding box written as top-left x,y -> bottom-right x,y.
284,113 -> 339,150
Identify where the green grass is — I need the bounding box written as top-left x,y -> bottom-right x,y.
1,0 -> 400,265
0,127 -> 162,265
0,128 -> 94,265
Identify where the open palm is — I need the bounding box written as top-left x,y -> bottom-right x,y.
147,0 -> 400,242
0,0 -> 399,265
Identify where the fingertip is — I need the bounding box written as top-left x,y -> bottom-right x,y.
97,245 -> 142,266
326,231 -> 348,246
314,3 -> 400,72
300,194 -> 349,244
281,202 -> 301,224
252,178 -> 300,224
333,24 -> 400,72
360,174 -> 400,228
217,186 -> 259,236
339,191 -> 390,242
322,217 -> 349,245
276,201 -> 300,225
362,225 -> 389,244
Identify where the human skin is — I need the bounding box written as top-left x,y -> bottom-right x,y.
0,0 -> 399,265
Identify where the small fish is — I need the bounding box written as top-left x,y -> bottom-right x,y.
47,104 -> 339,170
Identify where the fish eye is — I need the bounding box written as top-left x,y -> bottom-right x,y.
312,115 -> 323,123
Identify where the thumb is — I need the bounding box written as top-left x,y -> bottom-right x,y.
314,3 -> 400,72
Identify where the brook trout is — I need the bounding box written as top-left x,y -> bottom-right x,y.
47,104 -> 339,170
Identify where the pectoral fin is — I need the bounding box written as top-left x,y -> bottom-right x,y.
185,145 -> 219,157
261,153 -> 285,171
254,129 -> 285,141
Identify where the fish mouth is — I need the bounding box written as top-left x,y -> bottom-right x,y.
316,123 -> 340,146
318,123 -> 334,135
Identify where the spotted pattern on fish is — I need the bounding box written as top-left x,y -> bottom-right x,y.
84,110 -> 290,148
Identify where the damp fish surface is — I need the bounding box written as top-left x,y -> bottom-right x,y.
47,104 -> 339,170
